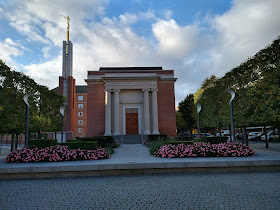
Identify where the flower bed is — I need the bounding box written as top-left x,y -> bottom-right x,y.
5,145 -> 110,163
154,142 -> 256,158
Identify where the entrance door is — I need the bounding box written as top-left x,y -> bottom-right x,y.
125,108 -> 138,134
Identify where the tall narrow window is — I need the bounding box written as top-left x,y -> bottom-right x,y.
78,120 -> 83,125
78,104 -> 83,108
78,96 -> 83,101
78,128 -> 83,133
78,112 -> 83,117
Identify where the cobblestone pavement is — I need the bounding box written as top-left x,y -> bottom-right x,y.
1,171 -> 280,210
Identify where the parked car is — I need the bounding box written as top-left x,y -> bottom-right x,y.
248,132 -> 262,141
254,132 -> 264,141
261,131 -> 278,141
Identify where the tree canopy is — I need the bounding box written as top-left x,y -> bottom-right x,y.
0,60 -> 65,135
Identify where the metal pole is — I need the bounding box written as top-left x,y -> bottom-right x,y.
230,101 -> 235,141
198,113 -> 201,138
61,115 -> 64,143
25,104 -> 29,146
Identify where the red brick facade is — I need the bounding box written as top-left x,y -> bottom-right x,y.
87,83 -> 105,136
74,93 -> 88,137
158,82 -> 177,137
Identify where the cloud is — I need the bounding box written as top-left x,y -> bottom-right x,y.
1,0 -> 280,107
152,19 -> 200,58
0,38 -> 23,65
23,56 -> 62,88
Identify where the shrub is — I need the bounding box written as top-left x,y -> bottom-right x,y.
147,134 -> 168,141
149,140 -> 169,155
59,141 -> 97,150
200,136 -> 228,144
28,139 -> 57,149
76,136 -> 109,147
5,145 -> 110,163
174,136 -> 193,141
166,141 -> 194,145
154,142 -> 255,158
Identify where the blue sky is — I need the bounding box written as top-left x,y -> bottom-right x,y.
0,0 -> 280,105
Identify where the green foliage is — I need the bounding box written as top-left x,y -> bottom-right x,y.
200,137 -> 228,144
59,141 -> 98,150
166,141 -> 194,145
178,94 -> 196,131
149,140 -> 169,155
174,136 -> 193,141
0,60 -> 65,136
147,134 -> 168,141
28,139 -> 57,149
192,36 -> 280,130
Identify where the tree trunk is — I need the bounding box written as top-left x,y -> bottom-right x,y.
244,126 -> 248,146
213,128 -> 217,137
264,125 -> 268,148
10,131 -> 14,152
38,130 -> 41,139
15,134 -> 18,150
241,127 -> 244,144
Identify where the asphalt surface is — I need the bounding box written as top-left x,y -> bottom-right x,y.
0,171 -> 280,210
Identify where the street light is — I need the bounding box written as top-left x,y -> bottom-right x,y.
60,106 -> 66,143
23,92 -> 33,146
226,89 -> 235,142
196,103 -> 202,138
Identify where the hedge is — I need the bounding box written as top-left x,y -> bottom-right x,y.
147,134 -> 168,141
174,136 -> 193,141
199,136 -> 228,144
28,139 -> 57,149
167,141 -> 194,145
59,141 -> 98,150
76,136 -> 114,146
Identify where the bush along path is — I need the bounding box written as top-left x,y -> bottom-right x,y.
154,142 -> 256,158
5,145 -> 110,163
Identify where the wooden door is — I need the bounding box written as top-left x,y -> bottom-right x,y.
125,109 -> 138,134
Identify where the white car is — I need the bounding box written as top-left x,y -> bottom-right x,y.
261,131 -> 278,141
248,132 -> 262,140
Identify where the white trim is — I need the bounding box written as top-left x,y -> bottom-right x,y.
122,105 -> 141,135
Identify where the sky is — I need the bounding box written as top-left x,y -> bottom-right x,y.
0,0 -> 280,106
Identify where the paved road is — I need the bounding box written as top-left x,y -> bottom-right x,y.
1,172 -> 280,210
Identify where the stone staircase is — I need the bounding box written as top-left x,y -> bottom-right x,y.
121,135 -> 142,144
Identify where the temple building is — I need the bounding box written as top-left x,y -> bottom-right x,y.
57,18 -> 177,141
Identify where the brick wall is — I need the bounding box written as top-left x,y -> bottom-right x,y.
74,93 -> 88,137
87,83 -> 105,136
158,82 -> 177,137
65,77 -> 76,134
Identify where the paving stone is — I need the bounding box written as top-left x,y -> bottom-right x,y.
0,171 -> 280,209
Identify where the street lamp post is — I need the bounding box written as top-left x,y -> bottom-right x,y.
23,93 -> 33,147
226,89 -> 236,142
60,106 -> 66,143
196,103 -> 202,138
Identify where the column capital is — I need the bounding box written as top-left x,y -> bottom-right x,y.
104,89 -> 112,92
113,89 -> 121,93
151,88 -> 158,92
142,88 -> 150,92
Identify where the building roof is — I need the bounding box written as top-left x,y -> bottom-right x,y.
99,67 -> 162,72
76,85 -> 87,93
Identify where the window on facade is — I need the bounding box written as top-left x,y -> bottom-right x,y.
78,112 -> 83,117
78,128 -> 83,133
78,120 -> 83,125
78,96 -> 83,101
78,104 -> 83,109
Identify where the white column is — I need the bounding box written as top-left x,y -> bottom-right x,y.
143,89 -> 151,135
104,90 -> 112,136
152,88 -> 160,134
113,89 -> 120,135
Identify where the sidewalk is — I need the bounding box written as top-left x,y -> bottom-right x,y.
1,143 -> 280,179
